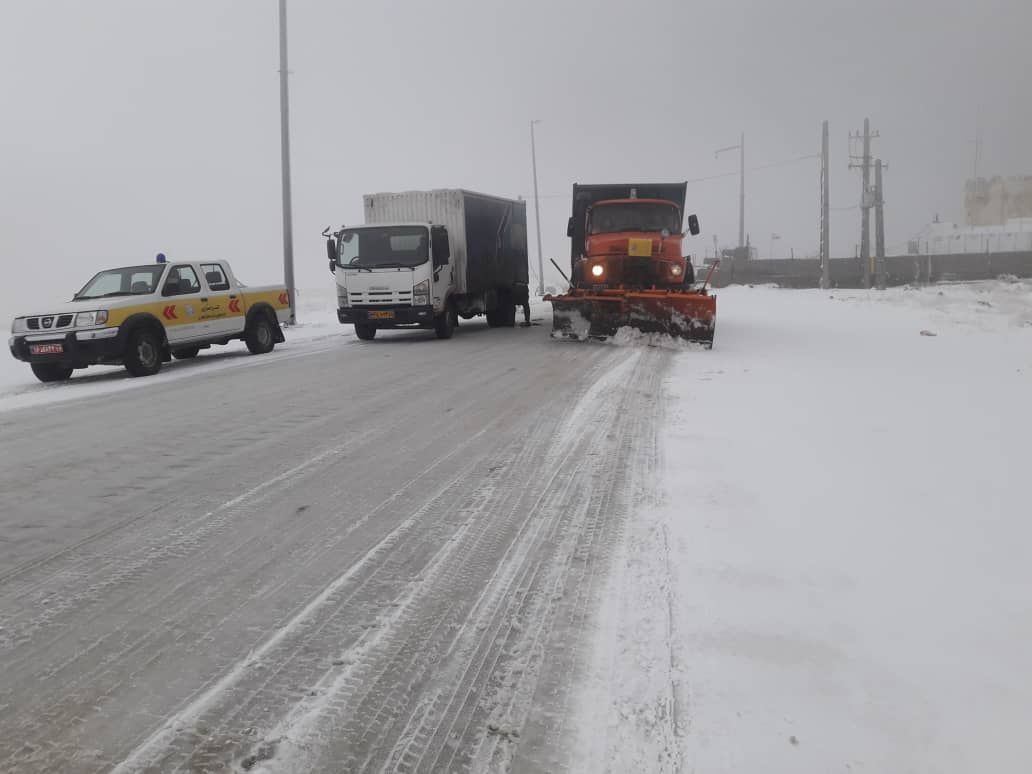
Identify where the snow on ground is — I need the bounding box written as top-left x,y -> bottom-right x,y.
584,280 -> 1032,772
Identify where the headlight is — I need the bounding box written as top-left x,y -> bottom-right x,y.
413,279 -> 430,306
590,264 -> 605,278
671,264 -> 683,276
75,310 -> 109,327
12,318 -> 27,334
337,285 -> 348,307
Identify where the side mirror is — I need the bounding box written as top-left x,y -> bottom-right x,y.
326,237 -> 337,273
431,226 -> 450,267
566,217 -> 574,238
687,214 -> 700,236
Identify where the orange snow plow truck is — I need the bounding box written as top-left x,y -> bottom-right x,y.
546,182 -> 716,346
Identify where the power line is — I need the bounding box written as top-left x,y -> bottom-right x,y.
521,153 -> 820,199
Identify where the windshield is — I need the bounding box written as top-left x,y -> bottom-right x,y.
338,226 -> 429,268
588,203 -> 681,235
74,265 -> 166,300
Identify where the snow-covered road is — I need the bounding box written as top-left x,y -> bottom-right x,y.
1,281 -> 1030,773
0,298 -> 665,773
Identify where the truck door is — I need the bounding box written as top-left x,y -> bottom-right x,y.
159,265 -> 209,343
198,262 -> 244,337
430,225 -> 453,311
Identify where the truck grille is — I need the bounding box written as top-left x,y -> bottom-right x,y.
350,290 -> 413,306
26,314 -> 75,331
622,257 -> 656,287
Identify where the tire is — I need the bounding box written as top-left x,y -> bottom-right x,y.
497,289 -> 516,327
172,346 -> 199,360
355,323 -> 377,341
30,363 -> 73,383
124,328 -> 162,377
485,308 -> 500,327
434,304 -> 455,339
245,314 -> 275,354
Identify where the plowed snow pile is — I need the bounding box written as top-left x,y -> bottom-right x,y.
577,280 -> 1032,773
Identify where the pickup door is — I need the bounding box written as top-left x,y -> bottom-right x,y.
199,262 -> 247,338
160,265 -> 214,344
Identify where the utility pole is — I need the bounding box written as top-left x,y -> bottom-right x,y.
530,120 -> 545,297
820,120 -> 831,289
278,0 -> 296,323
715,133 -> 745,251
874,158 -> 887,289
849,118 -> 879,288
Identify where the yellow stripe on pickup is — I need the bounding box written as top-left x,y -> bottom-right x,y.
106,301 -> 199,327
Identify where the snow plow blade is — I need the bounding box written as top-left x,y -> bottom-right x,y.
545,289 -> 716,347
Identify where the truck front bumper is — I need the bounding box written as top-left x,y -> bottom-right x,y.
9,328 -> 123,367
337,307 -> 436,327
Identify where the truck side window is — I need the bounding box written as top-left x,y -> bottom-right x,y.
200,264 -> 230,292
163,266 -> 202,296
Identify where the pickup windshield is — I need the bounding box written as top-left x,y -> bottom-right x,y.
338,226 -> 429,269
588,203 -> 681,235
74,265 -> 167,300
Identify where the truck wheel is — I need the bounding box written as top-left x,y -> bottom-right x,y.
498,289 -> 516,327
245,314 -> 275,354
355,323 -> 377,341
124,328 -> 162,377
434,305 -> 455,339
30,363 -> 73,383
172,347 -> 199,360
486,309 -> 500,327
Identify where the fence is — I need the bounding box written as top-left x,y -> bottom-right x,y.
709,251 -> 1032,289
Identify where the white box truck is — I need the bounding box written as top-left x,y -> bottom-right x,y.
325,189 -> 530,340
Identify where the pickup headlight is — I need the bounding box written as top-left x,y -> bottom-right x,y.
11,318 -> 27,334
75,310 -> 109,327
413,279 -> 430,306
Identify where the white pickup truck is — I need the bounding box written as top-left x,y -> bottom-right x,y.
9,259 -> 291,382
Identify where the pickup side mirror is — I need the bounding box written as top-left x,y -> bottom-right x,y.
687,214 -> 701,236
431,226 -> 450,267
566,217 -> 574,238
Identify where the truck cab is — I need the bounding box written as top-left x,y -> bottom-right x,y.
571,196 -> 700,289
329,222 -> 453,340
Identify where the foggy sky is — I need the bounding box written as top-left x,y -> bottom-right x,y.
2,0 -> 1030,312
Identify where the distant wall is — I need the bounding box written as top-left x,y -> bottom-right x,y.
709,251 -> 1032,289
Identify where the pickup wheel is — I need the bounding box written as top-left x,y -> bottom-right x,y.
124,328 -> 162,377
355,323 -> 377,341
31,363 -> 73,383
172,347 -> 199,360
245,314 -> 275,354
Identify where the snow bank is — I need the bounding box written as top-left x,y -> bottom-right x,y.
583,281 -> 1032,772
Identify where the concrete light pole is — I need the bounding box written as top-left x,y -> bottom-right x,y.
715,133 -> 745,250
530,120 -> 545,296
279,0 -> 296,324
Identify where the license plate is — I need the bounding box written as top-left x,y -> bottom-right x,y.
368,310 -> 395,320
29,343 -> 64,355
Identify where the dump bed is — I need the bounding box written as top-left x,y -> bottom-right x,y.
569,182 -> 688,266
364,189 -> 529,295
